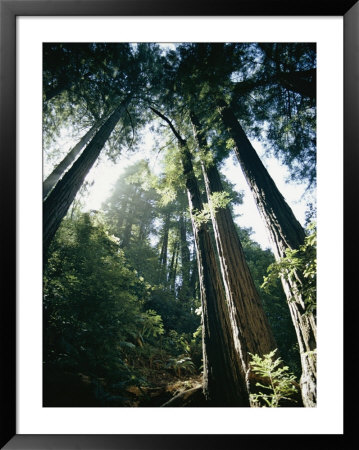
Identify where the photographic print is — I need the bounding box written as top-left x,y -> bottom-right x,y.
42,42 -> 317,409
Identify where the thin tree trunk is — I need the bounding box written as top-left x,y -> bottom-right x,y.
150,106 -> 250,406
158,213 -> 170,282
172,248 -> 179,292
43,115 -> 108,199
178,213 -> 191,297
168,241 -> 179,287
191,111 -> 277,377
43,94 -> 132,259
189,253 -> 198,300
169,242 -> 179,293
218,99 -> 316,407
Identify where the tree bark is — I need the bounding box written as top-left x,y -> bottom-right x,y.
178,213 -> 191,296
43,116 -> 107,199
43,94 -> 132,259
191,112 -> 277,374
181,140 -> 249,406
150,106 -> 250,406
218,100 -> 317,407
169,242 -> 179,292
189,253 -> 198,300
158,213 -> 170,282
168,240 -> 179,288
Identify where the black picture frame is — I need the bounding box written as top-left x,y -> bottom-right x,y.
1,0 -> 355,448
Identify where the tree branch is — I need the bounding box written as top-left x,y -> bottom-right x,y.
149,106 -> 185,145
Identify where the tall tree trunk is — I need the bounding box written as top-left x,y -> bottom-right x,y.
172,247 -> 179,293
43,115 -> 108,199
168,241 -> 179,287
120,191 -> 139,249
191,111 -> 277,377
218,99 -> 316,407
179,214 -> 190,281
158,213 -> 170,282
178,213 -> 191,297
150,106 -> 250,406
181,141 -> 249,406
43,94 -> 131,259
168,241 -> 179,292
189,253 -> 198,300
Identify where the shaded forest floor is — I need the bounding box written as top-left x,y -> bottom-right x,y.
43,365 -> 204,407
126,373 -> 203,407
44,367 -> 304,407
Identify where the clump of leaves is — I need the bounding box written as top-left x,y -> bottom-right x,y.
192,203 -> 212,226
193,191 -> 232,226
166,355 -> 196,378
249,349 -> 298,407
140,309 -> 165,339
261,222 -> 316,313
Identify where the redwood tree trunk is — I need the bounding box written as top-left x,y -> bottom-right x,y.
43,116 -> 107,199
191,112 -> 277,374
218,100 -> 317,407
158,213 -> 170,282
180,141 -> 249,406
189,253 -> 198,299
169,242 -> 179,292
178,213 -> 191,297
43,95 -> 131,258
150,106 -> 250,405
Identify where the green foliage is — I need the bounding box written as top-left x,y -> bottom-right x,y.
197,146 -> 215,167
44,213 -> 166,403
43,42 -> 317,406
225,138 -> 235,150
249,350 -> 298,407
166,356 -> 196,378
261,223 -> 317,314
141,309 -> 165,338
209,191 -> 232,210
193,191 -> 232,226
192,203 -> 212,226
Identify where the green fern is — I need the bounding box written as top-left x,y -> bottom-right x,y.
249,349 -> 298,407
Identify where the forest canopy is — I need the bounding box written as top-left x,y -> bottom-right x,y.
43,42 -> 316,408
